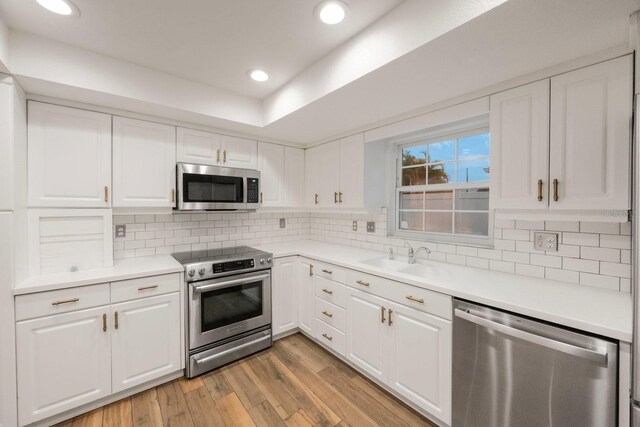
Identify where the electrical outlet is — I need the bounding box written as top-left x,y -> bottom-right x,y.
533,232 -> 558,251
115,224 -> 126,238
352,221 -> 358,231
279,218 -> 286,229
366,222 -> 375,233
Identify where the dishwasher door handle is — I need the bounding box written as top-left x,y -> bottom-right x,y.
454,308 -> 608,365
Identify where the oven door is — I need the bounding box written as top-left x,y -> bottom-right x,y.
177,163 -> 247,210
189,270 -> 271,350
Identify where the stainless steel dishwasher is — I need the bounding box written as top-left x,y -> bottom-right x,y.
453,299 -> 618,427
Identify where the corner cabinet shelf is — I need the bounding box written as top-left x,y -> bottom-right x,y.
490,55 -> 632,221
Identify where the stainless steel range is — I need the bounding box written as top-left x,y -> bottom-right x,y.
173,246 -> 273,378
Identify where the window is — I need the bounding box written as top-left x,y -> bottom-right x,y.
396,129 -> 490,241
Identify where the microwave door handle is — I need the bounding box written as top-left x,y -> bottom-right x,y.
192,273 -> 270,294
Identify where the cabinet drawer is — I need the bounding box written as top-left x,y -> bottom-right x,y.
315,262 -> 346,284
346,269 -> 452,320
15,284 -> 110,321
314,318 -> 345,356
315,276 -> 346,308
111,273 -> 181,304
315,297 -> 346,332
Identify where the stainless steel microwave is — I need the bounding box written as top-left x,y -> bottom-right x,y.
176,163 -> 260,211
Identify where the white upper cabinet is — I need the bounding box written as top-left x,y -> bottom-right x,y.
177,127 -> 221,166
220,135 -> 257,169
338,133 -> 365,209
549,55 -> 632,210
314,141 -> 341,208
113,117 -> 176,208
257,142 -> 285,207
284,146 -> 305,207
490,79 -> 550,210
28,102 -> 112,208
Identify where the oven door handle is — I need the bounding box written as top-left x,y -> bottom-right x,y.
191,272 -> 270,294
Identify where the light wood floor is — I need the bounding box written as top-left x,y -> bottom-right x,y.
56,333 -> 436,427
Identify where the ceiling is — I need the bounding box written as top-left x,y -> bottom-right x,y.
0,0 -> 403,99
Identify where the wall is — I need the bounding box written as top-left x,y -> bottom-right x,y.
308,209 -> 632,293
113,211 -> 309,259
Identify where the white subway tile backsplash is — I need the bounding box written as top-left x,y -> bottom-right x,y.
580,246 -> 620,263
599,262 -> 631,278
515,263 -> 545,278
545,221 -> 580,232
580,222 -> 619,234
530,254 -> 562,269
579,273 -> 619,291
562,232 -> 599,247
562,258 -> 599,274
600,234 -> 631,249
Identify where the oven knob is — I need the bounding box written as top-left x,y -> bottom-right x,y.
259,258 -> 265,265
267,258 -> 272,264
198,268 -> 206,276
187,269 -> 195,277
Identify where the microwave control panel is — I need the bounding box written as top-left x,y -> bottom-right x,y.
247,178 -> 259,203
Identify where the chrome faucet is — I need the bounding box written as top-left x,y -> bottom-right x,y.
405,242 -> 430,264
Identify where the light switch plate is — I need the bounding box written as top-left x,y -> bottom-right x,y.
352,221 -> 358,231
366,222 -> 375,233
279,218 -> 286,229
533,232 -> 558,251
115,224 -> 126,238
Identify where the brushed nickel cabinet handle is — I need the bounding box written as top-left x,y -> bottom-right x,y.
223,149 -> 227,163
104,186 -> 109,202
322,269 -> 333,274
322,333 -> 333,341
388,309 -> 393,326
406,295 -> 424,304
102,314 -> 107,332
217,148 -> 221,163
537,179 -> 543,202
381,306 -> 386,324
309,264 -> 313,277
322,310 -> 333,318
314,194 -> 319,204
171,189 -> 175,203
334,192 -> 338,203
52,298 -> 79,306
322,288 -> 333,295
114,311 -> 119,329
260,192 -> 263,204
356,280 -> 369,287
138,285 -> 158,291
553,179 -> 559,202
339,192 -> 343,203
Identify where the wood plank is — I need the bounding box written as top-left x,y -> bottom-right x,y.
183,385 -> 226,427
241,356 -> 302,419
156,381 -> 195,427
131,388 -> 164,427
215,392 -> 256,427
283,334 -> 358,379
221,361 -> 266,408
178,376 -> 205,394
265,353 -> 342,426
320,365 -> 411,427
271,341 -> 377,427
70,409 -> 104,427
102,398 -> 133,427
202,368 -> 233,400
285,410 -> 315,427
350,375 -> 436,427
247,401 -> 287,427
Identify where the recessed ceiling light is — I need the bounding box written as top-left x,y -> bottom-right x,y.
315,1 -> 349,25
36,0 -> 80,16
248,69 -> 269,82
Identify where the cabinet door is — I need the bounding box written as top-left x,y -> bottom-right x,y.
490,80 -> 550,210
317,141 -> 341,208
176,127 -> 221,166
28,102 -> 111,208
338,134 -> 365,209
297,258 -> 315,336
549,55 -> 632,210
272,258 -> 298,335
113,117 -> 176,208
0,84 -> 12,210
221,135 -> 257,169
284,146 -> 305,207
305,145 -> 321,207
387,302 -> 452,425
16,306 -> 111,425
345,288 -> 389,382
111,293 -> 181,393
257,142 -> 284,207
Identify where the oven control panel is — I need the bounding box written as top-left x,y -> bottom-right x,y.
213,258 -> 255,274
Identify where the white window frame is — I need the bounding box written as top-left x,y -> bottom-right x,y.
391,124 -> 493,247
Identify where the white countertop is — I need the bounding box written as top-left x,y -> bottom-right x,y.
255,240 -> 633,342
14,255 -> 184,295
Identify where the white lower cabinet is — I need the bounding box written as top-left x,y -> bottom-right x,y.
16,306 -> 112,425
297,258 -> 315,336
272,257 -> 298,335
387,301 -> 452,424
111,293 -> 181,393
